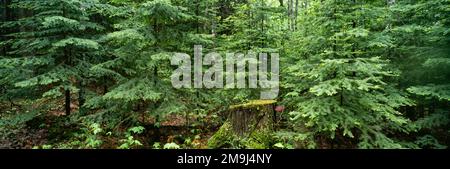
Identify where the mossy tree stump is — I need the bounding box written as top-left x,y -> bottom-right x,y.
208,100 -> 277,149
229,100 -> 276,137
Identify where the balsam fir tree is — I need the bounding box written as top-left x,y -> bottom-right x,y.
390,0 -> 450,148
0,0 -> 108,115
84,0 -> 203,127
284,0 -> 414,148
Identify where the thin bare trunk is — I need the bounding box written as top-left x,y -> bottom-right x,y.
287,0 -> 291,30
78,79 -> 85,114
294,0 -> 299,30
65,89 -> 71,115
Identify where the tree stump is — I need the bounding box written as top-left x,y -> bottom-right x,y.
208,100 -> 277,149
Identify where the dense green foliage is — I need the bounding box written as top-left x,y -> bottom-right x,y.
0,0 -> 449,149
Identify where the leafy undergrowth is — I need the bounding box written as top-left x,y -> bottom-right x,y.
1,97 -> 448,149
0,99 -> 221,149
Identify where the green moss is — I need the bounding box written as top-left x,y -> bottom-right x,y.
243,128 -> 274,149
209,100 -> 276,149
208,121 -> 274,149
207,121 -> 236,148
229,100 -> 276,110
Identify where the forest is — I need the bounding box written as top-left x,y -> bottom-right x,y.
0,0 -> 449,149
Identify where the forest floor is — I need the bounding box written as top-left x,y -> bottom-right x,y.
0,99 -> 221,149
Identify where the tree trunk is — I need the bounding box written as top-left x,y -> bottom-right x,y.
294,0 -> 299,30
260,6 -> 265,48
78,80 -> 85,114
102,77 -> 108,94
196,0 -> 200,33
287,0 -> 291,30
304,0 -> 309,36
229,100 -> 275,136
1,0 -> 11,56
65,89 -> 71,115
208,100 -> 277,149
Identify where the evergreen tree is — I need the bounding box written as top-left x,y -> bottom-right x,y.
390,0 -> 450,148
1,0 -> 449,149
0,0 -> 108,115
84,0 -> 200,127
284,0 -> 414,148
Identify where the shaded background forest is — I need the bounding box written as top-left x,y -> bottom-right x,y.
0,0 -> 449,149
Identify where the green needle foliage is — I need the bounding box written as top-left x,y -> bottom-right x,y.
1,0 -> 109,115
283,0 -> 415,148
0,0 -> 448,149
389,0 -> 450,148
